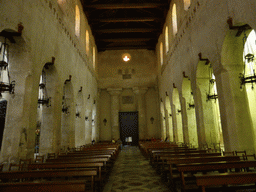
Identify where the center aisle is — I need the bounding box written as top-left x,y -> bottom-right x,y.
103,146 -> 170,192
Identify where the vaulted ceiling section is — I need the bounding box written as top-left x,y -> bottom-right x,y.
80,0 -> 171,52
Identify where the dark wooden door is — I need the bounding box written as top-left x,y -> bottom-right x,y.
119,112 -> 138,146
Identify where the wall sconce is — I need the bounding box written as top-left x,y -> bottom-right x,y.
64,75 -> 72,84
188,104 -> 195,109
62,106 -> 69,114
103,118 -> 107,126
150,117 -> 154,124
198,53 -> 210,65
44,57 -> 55,69
75,112 -> 80,118
85,116 -> 89,121
78,86 -> 82,92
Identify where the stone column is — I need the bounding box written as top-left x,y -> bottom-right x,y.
164,109 -> 170,140
216,65 -> 255,154
133,87 -> 148,140
181,97 -> 189,145
107,88 -> 122,140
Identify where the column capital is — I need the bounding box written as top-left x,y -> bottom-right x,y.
107,88 -> 122,96
133,87 -> 148,95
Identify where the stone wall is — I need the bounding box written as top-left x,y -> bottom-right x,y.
0,0 -> 98,164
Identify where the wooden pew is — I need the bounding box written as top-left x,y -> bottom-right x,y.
28,162 -> 105,187
159,153 -> 222,170
0,168 -> 97,191
57,155 -> 112,160
165,156 -> 240,189
0,181 -> 87,192
152,150 -> 207,164
177,160 -> 256,192
195,172 -> 256,192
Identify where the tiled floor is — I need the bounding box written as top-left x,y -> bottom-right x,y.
103,145 -> 170,192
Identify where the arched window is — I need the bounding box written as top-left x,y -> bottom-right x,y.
160,42 -> 163,66
172,4 -> 178,36
184,0 -> 191,11
93,46 -> 96,70
75,5 -> 80,37
86,30 -> 90,55
165,26 -> 169,53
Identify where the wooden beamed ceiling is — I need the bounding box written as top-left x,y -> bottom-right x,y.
80,0 -> 171,52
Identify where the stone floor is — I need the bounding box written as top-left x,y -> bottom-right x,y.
103,145 -> 171,192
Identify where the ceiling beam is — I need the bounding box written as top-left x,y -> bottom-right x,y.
97,38 -> 155,43
94,28 -> 158,33
84,3 -> 167,9
99,46 -> 155,51
91,17 -> 162,23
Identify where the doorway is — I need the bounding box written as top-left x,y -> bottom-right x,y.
119,112 -> 138,146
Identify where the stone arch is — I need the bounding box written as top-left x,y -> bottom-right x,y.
160,101 -> 166,140
61,79 -> 75,150
182,77 -> 198,148
84,103 -> 92,144
0,29 -> 36,162
91,101 -> 97,141
37,63 -> 61,156
220,25 -> 255,153
75,87 -> 84,147
196,57 -> 223,150
165,96 -> 173,142
172,88 -> 183,143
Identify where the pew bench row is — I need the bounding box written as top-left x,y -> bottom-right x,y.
0,144 -> 121,192
141,142 -> 256,192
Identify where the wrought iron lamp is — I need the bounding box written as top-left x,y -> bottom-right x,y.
38,70 -> 51,107
240,53 -> 256,89
239,31 -> 256,89
150,117 -> 154,124
103,118 -> 107,126
0,36 -> 15,97
61,96 -> 69,114
206,65 -> 218,101
188,91 -> 195,109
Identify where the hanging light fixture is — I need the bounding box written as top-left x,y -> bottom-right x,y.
0,36 -> 15,97
188,92 -> 195,109
38,69 -> 51,107
150,117 -> 154,124
62,95 -> 69,114
75,104 -> 80,118
207,65 -> 218,101
239,31 -> 256,89
103,118 -> 107,126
